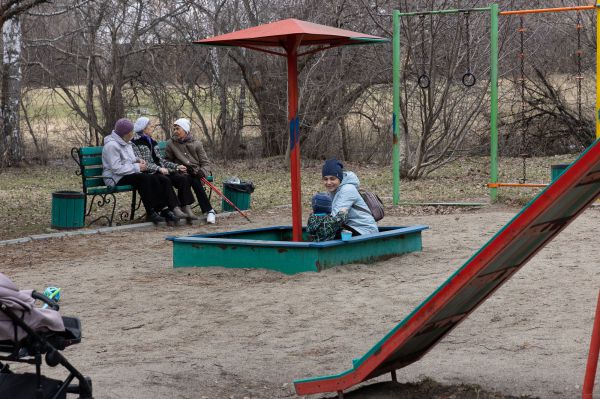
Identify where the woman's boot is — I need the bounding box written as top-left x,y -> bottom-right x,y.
184,205 -> 198,222
173,206 -> 187,219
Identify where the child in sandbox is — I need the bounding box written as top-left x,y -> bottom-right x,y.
306,193 -> 348,242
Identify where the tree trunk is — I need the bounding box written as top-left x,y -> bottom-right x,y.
2,16 -> 23,166
235,79 -> 246,156
339,117 -> 349,161
231,53 -> 287,157
105,33 -> 125,134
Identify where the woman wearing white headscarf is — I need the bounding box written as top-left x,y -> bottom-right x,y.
165,118 -> 217,224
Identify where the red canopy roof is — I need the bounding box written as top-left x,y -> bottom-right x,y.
195,18 -> 386,50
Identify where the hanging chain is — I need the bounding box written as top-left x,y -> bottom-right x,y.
519,16 -> 526,115
420,15 -> 426,69
462,12 -> 476,87
518,16 -> 528,183
576,12 -> 583,123
417,15 -> 430,89
465,12 -> 471,69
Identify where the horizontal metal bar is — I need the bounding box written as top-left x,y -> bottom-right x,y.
397,202 -> 486,207
397,7 -> 491,17
487,183 -> 547,188
500,5 -> 596,16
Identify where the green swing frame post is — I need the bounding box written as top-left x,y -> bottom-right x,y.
393,4 -> 600,204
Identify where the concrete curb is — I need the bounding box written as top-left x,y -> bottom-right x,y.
0,211 -> 241,246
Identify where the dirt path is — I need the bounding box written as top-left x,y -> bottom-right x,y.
1,206 -> 598,398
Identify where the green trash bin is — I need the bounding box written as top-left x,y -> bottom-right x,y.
551,164 -> 570,182
222,181 -> 254,212
51,191 -> 85,229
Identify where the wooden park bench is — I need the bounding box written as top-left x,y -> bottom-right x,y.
71,141 -> 212,226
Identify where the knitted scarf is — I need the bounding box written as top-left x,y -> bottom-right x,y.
175,132 -> 193,144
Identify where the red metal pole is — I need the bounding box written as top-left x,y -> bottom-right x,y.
287,36 -> 303,242
201,177 -> 251,222
583,290 -> 600,399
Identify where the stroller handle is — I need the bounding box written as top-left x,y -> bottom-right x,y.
32,291 -> 60,311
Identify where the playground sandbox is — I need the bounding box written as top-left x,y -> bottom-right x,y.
0,206 -> 597,398
168,225 -> 428,274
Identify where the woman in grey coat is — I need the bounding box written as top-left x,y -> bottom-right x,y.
322,159 -> 378,236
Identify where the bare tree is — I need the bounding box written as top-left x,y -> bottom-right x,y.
24,0 -> 191,144
0,0 -> 49,167
394,1 -> 493,178
11,0 -> 594,170
0,0 -> 48,24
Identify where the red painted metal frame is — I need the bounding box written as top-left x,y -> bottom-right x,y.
583,291 -> 600,399
487,182 -> 547,188
295,138 -> 600,395
286,36 -> 303,241
200,177 -> 251,222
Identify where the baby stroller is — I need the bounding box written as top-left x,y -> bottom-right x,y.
0,273 -> 92,399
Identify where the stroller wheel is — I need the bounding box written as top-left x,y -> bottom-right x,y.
45,349 -> 61,367
67,376 -> 93,398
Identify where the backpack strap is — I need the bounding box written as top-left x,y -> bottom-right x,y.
351,203 -> 372,215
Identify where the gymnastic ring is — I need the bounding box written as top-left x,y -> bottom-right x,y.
462,72 -> 476,87
418,74 -> 430,89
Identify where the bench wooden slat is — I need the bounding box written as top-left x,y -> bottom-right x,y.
84,179 -> 135,192
84,178 -> 106,188
80,156 -> 103,166
83,167 -> 103,178
79,147 -> 103,156
87,185 -> 135,195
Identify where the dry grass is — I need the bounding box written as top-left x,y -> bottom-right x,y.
0,152 -> 578,241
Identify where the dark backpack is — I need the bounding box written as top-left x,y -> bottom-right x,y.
352,190 -> 384,221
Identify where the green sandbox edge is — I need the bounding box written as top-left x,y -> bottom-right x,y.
167,225 -> 428,274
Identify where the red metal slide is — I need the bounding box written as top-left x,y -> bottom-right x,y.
295,138 -> 600,396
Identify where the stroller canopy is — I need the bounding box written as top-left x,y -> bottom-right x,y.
0,273 -> 64,342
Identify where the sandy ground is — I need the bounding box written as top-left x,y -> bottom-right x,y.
0,205 -> 599,399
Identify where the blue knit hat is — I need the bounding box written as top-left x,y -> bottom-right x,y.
322,159 -> 344,182
312,193 -> 332,214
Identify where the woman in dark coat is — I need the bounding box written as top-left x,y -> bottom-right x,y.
165,118 -> 216,224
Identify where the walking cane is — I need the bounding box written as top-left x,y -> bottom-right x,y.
201,177 -> 252,222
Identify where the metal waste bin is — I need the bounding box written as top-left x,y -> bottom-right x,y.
51,191 -> 85,229
551,164 -> 570,182
222,181 -> 254,212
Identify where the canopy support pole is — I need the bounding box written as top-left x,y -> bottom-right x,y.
287,36 -> 303,242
